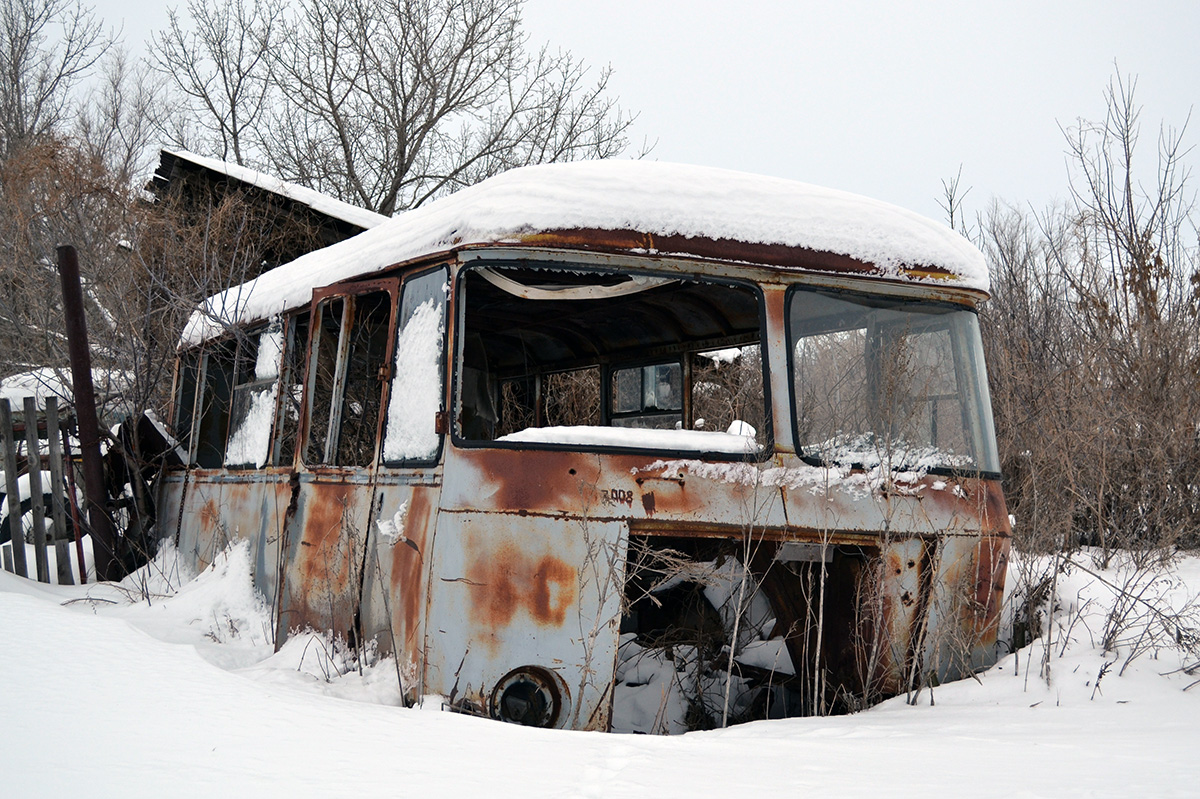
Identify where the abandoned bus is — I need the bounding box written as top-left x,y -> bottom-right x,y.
159,161 -> 1009,733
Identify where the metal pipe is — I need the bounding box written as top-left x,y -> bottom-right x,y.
57,245 -> 118,581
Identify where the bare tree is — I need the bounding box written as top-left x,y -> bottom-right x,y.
148,0 -> 281,166
980,70 -> 1200,568
152,0 -> 639,214
0,0 -> 107,156
76,46 -> 161,183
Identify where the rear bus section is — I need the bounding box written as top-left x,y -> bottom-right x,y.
157,161 -> 1008,732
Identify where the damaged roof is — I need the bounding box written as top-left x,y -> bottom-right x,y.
152,149 -> 389,234
182,160 -> 989,345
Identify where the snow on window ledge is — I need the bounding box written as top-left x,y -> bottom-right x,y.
495,425 -> 761,454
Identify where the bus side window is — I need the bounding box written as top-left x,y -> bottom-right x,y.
172,349 -> 201,457
194,340 -> 236,468
273,313 -> 310,467
224,320 -> 285,469
383,268 -> 448,465
305,288 -> 396,467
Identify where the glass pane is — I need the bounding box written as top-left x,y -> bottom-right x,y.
224,379 -> 278,468
612,414 -> 681,431
225,322 -> 284,469
613,368 -> 642,414
789,289 -> 999,472
195,342 -> 235,468
173,350 -> 200,455
642,363 -> 681,411
495,377 -> 535,438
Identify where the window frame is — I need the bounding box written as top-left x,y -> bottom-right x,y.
380,265 -> 451,469
451,260 -> 774,462
784,283 -> 1001,478
300,278 -> 401,468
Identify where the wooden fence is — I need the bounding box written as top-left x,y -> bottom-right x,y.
0,396 -> 84,584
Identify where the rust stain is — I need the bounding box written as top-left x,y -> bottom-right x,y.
293,482 -> 356,630
392,488 -> 433,651
199,497 -> 219,532
466,543 -> 577,634
511,229 -> 970,290
971,535 -> 1009,637
640,491 -> 656,515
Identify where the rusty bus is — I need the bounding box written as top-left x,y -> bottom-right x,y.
159,161 -> 1009,732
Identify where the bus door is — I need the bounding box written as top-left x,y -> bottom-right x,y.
276,278 -> 400,647
356,267 -> 450,702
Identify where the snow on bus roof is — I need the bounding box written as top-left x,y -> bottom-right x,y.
181,160 -> 988,345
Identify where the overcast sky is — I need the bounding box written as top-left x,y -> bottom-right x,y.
97,0 -> 1198,224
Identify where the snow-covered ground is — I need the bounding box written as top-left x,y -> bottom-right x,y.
3,542 -> 1199,798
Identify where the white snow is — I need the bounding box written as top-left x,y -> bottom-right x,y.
165,149 -> 389,232
223,383 -> 278,468
382,298 -> 444,462
498,424 -> 761,453
2,542 -> 1200,795
0,366 -> 131,407
254,321 -> 285,381
375,503 -> 409,546
182,161 -> 988,345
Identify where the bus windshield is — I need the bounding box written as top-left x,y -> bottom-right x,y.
788,287 -> 1000,474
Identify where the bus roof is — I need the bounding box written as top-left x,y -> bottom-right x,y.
181,160 -> 988,345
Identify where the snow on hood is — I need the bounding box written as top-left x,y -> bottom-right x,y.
181,160 -> 987,345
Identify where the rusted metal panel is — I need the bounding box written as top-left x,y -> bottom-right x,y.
423,507 -> 625,730
439,446 -> 791,530
174,470 -> 293,600
275,473 -> 373,644
511,229 -> 967,287
358,481 -> 442,704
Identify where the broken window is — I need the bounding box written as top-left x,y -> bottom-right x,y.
788,288 -> 999,472
691,346 -> 765,438
304,286 -> 396,466
273,312 -> 310,467
172,349 -> 201,456
193,340 -> 236,468
225,320 -> 285,469
459,264 -> 767,456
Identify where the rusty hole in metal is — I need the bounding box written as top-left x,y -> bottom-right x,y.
618,535 -> 880,731
489,666 -> 564,728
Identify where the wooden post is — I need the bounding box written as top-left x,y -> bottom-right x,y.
0,399 -> 27,578
45,398 -> 73,585
62,431 -> 88,585
23,397 -> 50,582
